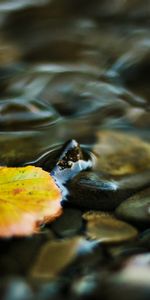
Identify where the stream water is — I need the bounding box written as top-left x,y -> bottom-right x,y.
0,1 -> 150,300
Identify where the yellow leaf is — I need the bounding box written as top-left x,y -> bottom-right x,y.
0,166 -> 62,237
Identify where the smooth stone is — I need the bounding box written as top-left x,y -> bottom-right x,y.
35,280 -> 68,300
116,188 -> 150,223
51,208 -> 83,238
70,273 -> 102,299
126,107 -> 150,129
103,253 -> 150,300
69,243 -> 106,277
0,255 -> 20,276
108,243 -> 147,259
93,131 -> 150,175
68,171 -> 150,211
79,0 -> 149,18
139,229 -> 150,250
0,37 -> 20,66
83,211 -> 138,244
0,278 -> 33,300
30,237 -> 87,281
4,231 -> 52,275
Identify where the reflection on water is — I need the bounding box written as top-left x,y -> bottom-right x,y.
0,0 -> 149,165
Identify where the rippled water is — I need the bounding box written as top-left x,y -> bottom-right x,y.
0,0 -> 149,166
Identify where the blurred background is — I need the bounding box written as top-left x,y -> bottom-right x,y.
0,0 -> 149,165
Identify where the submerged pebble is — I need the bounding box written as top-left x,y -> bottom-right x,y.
70,273 -> 102,299
139,229 -> 150,250
116,188 -> 150,223
0,278 -> 33,300
0,231 -> 52,276
30,237 -> 87,280
83,211 -> 138,244
51,208 -> 83,238
104,253 -> 150,300
93,131 -> 150,175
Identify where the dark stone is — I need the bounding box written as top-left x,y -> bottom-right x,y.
0,278 -> 33,300
2,232 -> 51,275
30,237 -> 88,281
103,253 -> 150,300
70,273 -> 103,300
35,280 -> 68,300
51,208 -> 83,238
139,229 -> 150,250
116,188 -> 150,223
68,171 -> 150,211
108,243 -> 147,259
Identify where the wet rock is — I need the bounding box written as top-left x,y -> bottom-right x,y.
68,171 -> 150,211
103,253 -> 150,300
0,255 -> 20,276
29,139 -> 92,175
0,231 -> 52,276
116,188 -> 150,223
0,0 -> 48,13
93,131 -> 150,175
0,37 -> 20,66
24,39 -> 86,63
35,280 -> 68,300
83,211 -> 138,244
108,243 -> 147,259
139,229 -> 150,250
0,64 -> 24,94
70,273 -> 102,300
51,208 -> 83,238
66,241 -> 106,277
30,237 -> 87,281
51,139 -> 92,198
0,278 -> 33,300
126,107 -> 150,129
78,0 -> 150,19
